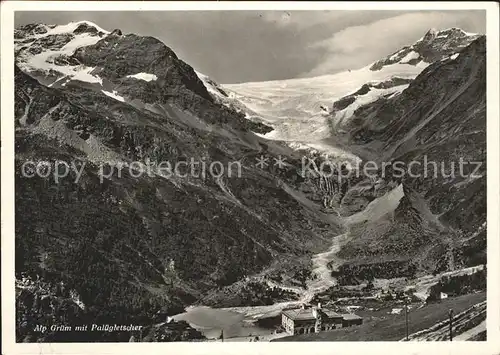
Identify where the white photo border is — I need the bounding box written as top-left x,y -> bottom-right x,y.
2,2 -> 499,354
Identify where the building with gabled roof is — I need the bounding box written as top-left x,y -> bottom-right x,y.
281,303 -> 363,335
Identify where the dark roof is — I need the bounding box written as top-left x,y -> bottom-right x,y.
342,313 -> 363,320
324,309 -> 344,318
282,308 -> 342,321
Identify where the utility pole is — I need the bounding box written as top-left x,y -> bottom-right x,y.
449,309 -> 453,341
405,298 -> 409,341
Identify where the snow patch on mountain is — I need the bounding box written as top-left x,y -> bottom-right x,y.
439,27 -> 478,37
71,66 -> 102,84
126,72 -> 158,82
102,90 -> 126,102
45,21 -> 109,36
371,27 -> 479,72
15,22 -> 108,85
21,44 -> 102,84
333,84 -> 409,126
60,34 -> 106,53
195,71 -> 227,98
399,51 -> 420,64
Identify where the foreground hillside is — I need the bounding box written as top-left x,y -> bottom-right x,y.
277,292 -> 485,341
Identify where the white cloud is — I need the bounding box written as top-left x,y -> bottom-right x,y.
303,11 -> 479,77
260,11 -> 348,30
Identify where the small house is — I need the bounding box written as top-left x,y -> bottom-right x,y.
342,313 -> 363,327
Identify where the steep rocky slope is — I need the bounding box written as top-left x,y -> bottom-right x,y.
331,36 -> 486,282
195,70 -> 273,134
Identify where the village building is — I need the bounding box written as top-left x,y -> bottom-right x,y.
341,313 -> 364,327
281,303 -> 363,335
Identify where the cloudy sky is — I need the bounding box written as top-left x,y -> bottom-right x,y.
15,11 -> 485,83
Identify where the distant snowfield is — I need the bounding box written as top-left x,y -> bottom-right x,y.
224,62 -> 427,156
225,62 -> 425,124
220,27 -> 478,158
399,50 -> 420,63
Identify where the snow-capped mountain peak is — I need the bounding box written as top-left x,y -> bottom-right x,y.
15,20 -> 109,39
370,27 -> 480,71
15,21 -> 268,135
15,21 -> 111,86
424,27 -> 439,39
